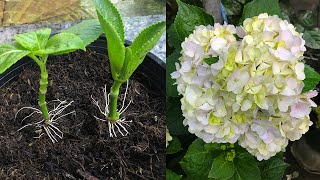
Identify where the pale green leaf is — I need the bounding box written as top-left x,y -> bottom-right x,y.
125,21 -> 165,79
14,28 -> 51,51
303,29 -> 320,49
35,33 -> 85,55
93,0 -> 124,43
240,0 -> 282,22
62,19 -> 103,46
209,155 -> 235,180
0,43 -> 30,74
93,0 -> 125,79
303,64 -> 320,92
175,0 -> 214,40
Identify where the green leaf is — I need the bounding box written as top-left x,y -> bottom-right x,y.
232,152 -> 261,180
62,19 -> 103,46
303,65 -> 320,92
125,21 -> 166,79
259,156 -> 288,180
167,97 -> 189,135
204,57 -> 219,66
240,0 -> 282,22
303,29 -> 320,49
35,33 -> 85,55
167,50 -> 181,97
92,0 -> 124,43
180,139 -> 216,180
168,24 -> 182,49
14,28 -> 51,51
209,155 -> 235,180
0,43 -> 30,74
174,0 -> 214,40
166,169 -> 183,180
93,0 -> 125,79
166,136 -> 182,154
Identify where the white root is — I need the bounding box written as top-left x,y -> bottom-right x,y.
15,99 -> 74,143
92,80 -> 133,137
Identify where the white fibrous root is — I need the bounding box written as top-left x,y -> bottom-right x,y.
15,99 -> 75,143
171,13 -> 317,160
91,81 -> 133,137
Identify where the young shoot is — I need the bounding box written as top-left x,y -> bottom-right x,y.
0,20 -> 102,143
92,0 -> 165,137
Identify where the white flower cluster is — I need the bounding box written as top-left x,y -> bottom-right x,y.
171,13 -> 318,160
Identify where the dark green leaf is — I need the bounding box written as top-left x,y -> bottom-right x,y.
0,43 -> 30,74
93,0 -> 125,79
232,152 -> 261,180
14,28 -> 51,51
62,19 -> 103,46
168,24 -> 182,49
167,97 -> 189,135
167,136 -> 182,154
167,50 -> 181,97
125,21 -> 165,79
297,11 -> 317,28
166,169 -> 183,180
209,155 -> 235,180
303,64 -> 320,92
259,156 -> 288,180
204,57 -> 219,66
174,0 -> 214,40
180,139 -> 216,180
304,29 -> 320,49
240,0 -> 282,22
35,33 -> 85,55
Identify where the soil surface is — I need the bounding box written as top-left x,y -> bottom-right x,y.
0,50 -> 165,179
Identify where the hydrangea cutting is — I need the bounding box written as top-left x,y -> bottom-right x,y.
171,13 -> 317,160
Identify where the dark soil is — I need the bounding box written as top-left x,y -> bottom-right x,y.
0,50 -> 165,179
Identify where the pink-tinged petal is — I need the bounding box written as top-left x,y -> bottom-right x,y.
290,103 -> 310,118
306,90 -> 318,98
278,30 -> 293,41
274,48 -> 292,61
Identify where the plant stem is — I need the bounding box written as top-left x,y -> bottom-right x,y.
108,81 -> 122,122
30,54 -> 50,122
39,63 -> 50,122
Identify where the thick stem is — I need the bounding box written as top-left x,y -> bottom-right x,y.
108,81 -> 122,122
39,64 -> 50,122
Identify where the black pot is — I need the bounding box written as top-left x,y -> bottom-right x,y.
0,36 -> 166,95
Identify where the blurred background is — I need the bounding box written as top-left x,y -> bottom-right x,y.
0,0 -> 166,60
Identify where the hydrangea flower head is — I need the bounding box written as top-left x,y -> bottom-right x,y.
171,13 -> 317,160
